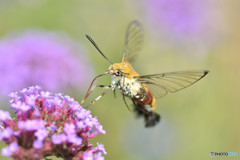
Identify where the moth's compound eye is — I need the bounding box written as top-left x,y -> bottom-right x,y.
116,70 -> 121,76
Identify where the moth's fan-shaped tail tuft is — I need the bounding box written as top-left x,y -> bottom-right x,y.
133,102 -> 160,127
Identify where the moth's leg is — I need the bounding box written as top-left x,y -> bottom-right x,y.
113,88 -> 116,98
122,94 -> 131,112
81,72 -> 109,104
81,84 -> 111,105
85,87 -> 115,108
87,85 -> 112,97
121,76 -> 131,112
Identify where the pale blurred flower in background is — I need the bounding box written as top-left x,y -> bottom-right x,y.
143,0 -> 226,55
0,29 -> 94,98
121,117 -> 174,159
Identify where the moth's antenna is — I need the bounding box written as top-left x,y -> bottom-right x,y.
86,35 -> 113,64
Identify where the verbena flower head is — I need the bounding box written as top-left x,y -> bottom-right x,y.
0,29 -> 94,96
0,86 -> 106,160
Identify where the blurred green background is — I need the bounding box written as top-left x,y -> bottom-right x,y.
0,0 -> 240,160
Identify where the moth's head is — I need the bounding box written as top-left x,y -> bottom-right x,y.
108,62 -> 133,77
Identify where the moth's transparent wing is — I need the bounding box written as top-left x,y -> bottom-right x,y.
135,71 -> 209,99
122,20 -> 143,63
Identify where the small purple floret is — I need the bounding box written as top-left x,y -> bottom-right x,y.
67,134 -> 82,145
33,140 -> 43,149
94,153 -> 105,160
83,151 -> 93,160
34,128 -> 49,141
1,127 -> 13,139
51,133 -> 67,144
1,142 -> 18,156
18,119 -> 45,131
0,110 -> 11,121
50,124 -> 57,132
96,143 -> 107,155
64,123 -> 76,135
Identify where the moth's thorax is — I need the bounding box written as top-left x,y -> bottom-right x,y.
111,76 -> 142,97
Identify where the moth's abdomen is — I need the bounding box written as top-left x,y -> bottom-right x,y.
132,89 -> 160,127
133,89 -> 153,106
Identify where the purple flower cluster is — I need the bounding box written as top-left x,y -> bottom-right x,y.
0,29 -> 94,96
145,0 -> 223,36
0,86 -> 106,160
143,0 -> 224,55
